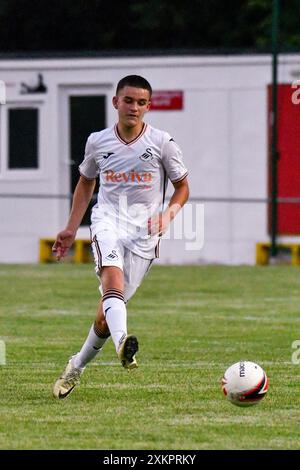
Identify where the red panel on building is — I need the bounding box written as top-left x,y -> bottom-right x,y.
268,84 -> 300,234
150,91 -> 183,110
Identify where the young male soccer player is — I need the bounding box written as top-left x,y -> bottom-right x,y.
52,75 -> 189,399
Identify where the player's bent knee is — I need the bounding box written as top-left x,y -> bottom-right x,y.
101,265 -> 124,293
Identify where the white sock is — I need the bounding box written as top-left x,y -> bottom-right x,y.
102,289 -> 127,353
73,322 -> 110,369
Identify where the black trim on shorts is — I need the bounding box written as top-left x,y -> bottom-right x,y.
92,235 -> 102,274
155,240 -> 160,258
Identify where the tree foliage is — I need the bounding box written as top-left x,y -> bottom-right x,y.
0,0 -> 299,53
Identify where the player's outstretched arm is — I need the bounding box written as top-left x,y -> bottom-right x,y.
148,177 -> 189,236
52,176 -> 96,260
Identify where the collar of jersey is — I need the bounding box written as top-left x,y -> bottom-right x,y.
114,123 -> 147,145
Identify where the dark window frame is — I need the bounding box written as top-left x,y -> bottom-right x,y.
8,106 -> 39,170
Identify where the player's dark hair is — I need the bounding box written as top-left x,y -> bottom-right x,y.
116,75 -> 152,97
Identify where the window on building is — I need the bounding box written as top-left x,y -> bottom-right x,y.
8,108 -> 39,169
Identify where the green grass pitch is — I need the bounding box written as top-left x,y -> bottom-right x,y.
0,263 -> 300,449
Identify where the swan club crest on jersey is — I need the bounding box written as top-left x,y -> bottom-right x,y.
79,124 -> 188,259
139,147 -> 153,162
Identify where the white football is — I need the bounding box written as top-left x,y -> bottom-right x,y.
221,361 -> 268,407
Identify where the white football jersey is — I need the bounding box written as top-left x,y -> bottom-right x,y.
79,123 -> 188,259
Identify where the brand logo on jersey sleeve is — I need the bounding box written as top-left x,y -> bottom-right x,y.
98,152 -> 114,159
